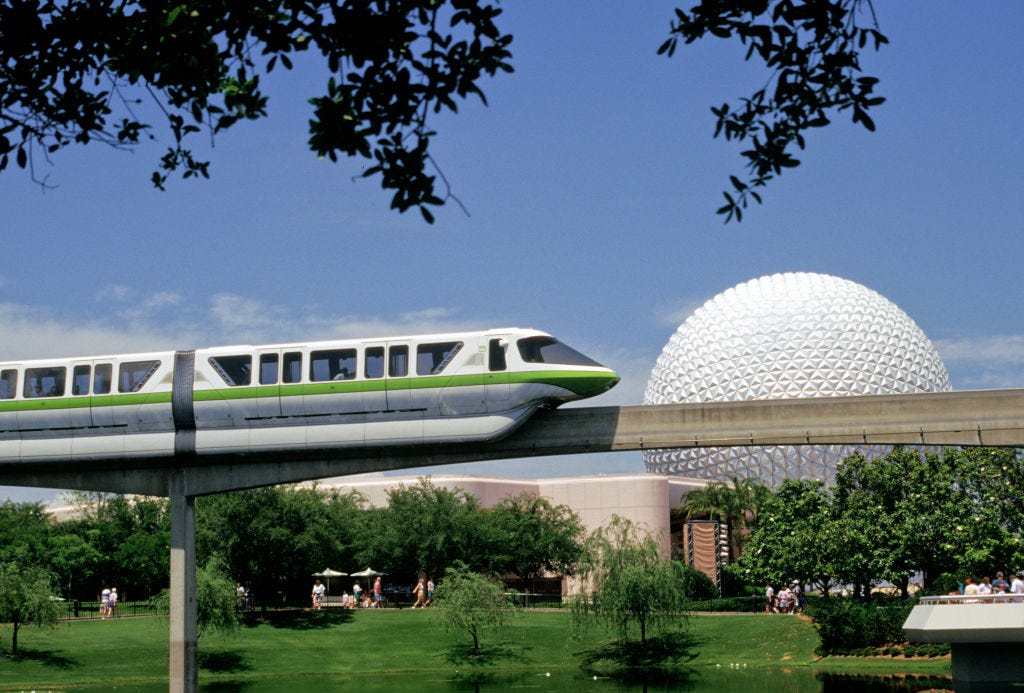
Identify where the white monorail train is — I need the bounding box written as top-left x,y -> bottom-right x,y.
0,327 -> 619,463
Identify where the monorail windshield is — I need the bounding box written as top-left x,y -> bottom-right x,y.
517,336 -> 602,367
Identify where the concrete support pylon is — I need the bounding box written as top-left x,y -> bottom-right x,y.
169,471 -> 197,693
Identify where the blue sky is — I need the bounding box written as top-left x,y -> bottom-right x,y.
2,2 -> 1022,504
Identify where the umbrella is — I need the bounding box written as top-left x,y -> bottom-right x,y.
350,567 -> 384,577
312,567 -> 347,592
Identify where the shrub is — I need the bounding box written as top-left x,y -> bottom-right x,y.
806,597 -> 915,654
676,563 -> 719,601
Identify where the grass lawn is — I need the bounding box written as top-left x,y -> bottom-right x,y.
0,610 -> 951,690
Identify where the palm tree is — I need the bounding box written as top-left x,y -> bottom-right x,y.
676,476 -> 770,562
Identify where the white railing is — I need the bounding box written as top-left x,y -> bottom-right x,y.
918,593 -> 1024,605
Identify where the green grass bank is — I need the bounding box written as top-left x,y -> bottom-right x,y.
0,610 -> 951,690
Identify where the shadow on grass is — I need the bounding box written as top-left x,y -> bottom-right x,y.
575,631 -> 699,684
441,641 -> 524,667
243,609 -> 354,631
199,648 -> 251,673
3,647 -> 77,669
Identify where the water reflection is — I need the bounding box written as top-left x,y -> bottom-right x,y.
189,668 -> 951,692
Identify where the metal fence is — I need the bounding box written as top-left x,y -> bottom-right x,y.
58,599 -> 167,621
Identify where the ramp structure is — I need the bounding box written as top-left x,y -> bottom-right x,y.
904,595 -> 1024,687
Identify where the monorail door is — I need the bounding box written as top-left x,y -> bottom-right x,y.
255,351 -> 283,419
363,344 -> 387,415
485,337 -> 510,410
385,343 -> 412,413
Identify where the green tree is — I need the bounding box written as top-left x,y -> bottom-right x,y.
196,485 -> 365,606
46,532 -> 102,601
433,561 -> 518,657
154,555 -> 240,636
0,0 -> 512,222
677,476 -> 770,562
366,478 -> 484,583
484,492 -> 585,592
0,561 -> 60,656
572,516 -> 690,646
740,447 -> 1024,597
739,478 -> 841,594
661,0 -> 888,221
0,501 -> 51,565
62,494 -> 171,601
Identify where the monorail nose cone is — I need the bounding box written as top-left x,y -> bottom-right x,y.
581,371 -> 619,397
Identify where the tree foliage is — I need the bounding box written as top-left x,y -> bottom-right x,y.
483,492 -> 585,591
365,478 -> 484,583
196,485 -> 365,606
572,516 -> 691,645
661,0 -> 888,221
54,494 -> 170,601
740,447 -> 1024,596
0,0 -> 513,222
0,561 -> 60,656
433,561 -> 517,657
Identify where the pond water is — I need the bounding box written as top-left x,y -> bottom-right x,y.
92,667 -> 955,692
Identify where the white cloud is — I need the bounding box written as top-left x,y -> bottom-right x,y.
935,335 -> 1024,366
652,294 -> 709,328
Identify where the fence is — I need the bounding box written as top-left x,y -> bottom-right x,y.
58,599 -> 167,621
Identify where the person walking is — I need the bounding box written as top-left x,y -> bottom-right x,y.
411,578 -> 426,608
312,579 -> 326,610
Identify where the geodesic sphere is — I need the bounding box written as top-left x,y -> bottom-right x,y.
642,272 -> 952,486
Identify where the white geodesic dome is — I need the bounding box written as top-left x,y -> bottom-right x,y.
642,272 -> 952,486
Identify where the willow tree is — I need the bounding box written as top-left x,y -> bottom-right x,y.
572,516 -> 691,646
0,561 -> 60,656
433,562 -> 518,658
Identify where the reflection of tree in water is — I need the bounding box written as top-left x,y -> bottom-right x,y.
818,672 -> 954,692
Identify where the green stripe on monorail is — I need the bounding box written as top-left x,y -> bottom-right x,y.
0,370 -> 615,411
0,391 -> 172,412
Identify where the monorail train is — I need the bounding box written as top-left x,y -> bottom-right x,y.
0,327 -> 619,462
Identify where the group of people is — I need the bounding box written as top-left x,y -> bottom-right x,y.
311,575 -> 386,609
764,581 -> 804,614
960,571 -> 1024,602
99,587 -> 118,618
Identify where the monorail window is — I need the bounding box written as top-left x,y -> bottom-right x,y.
311,349 -> 356,381
94,364 -> 112,395
259,354 -> 279,385
417,341 -> 463,375
365,347 -> 384,379
389,346 -> 408,377
517,337 -> 602,367
0,370 -> 16,399
25,367 -> 66,397
283,352 -> 302,384
208,356 -> 251,387
72,365 -> 90,395
119,360 -> 161,392
488,339 -> 507,372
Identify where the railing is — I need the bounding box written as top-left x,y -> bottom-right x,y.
503,592 -> 564,609
917,593 -> 1024,605
58,599 -> 167,620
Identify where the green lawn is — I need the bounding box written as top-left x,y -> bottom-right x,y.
0,610 -> 951,690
